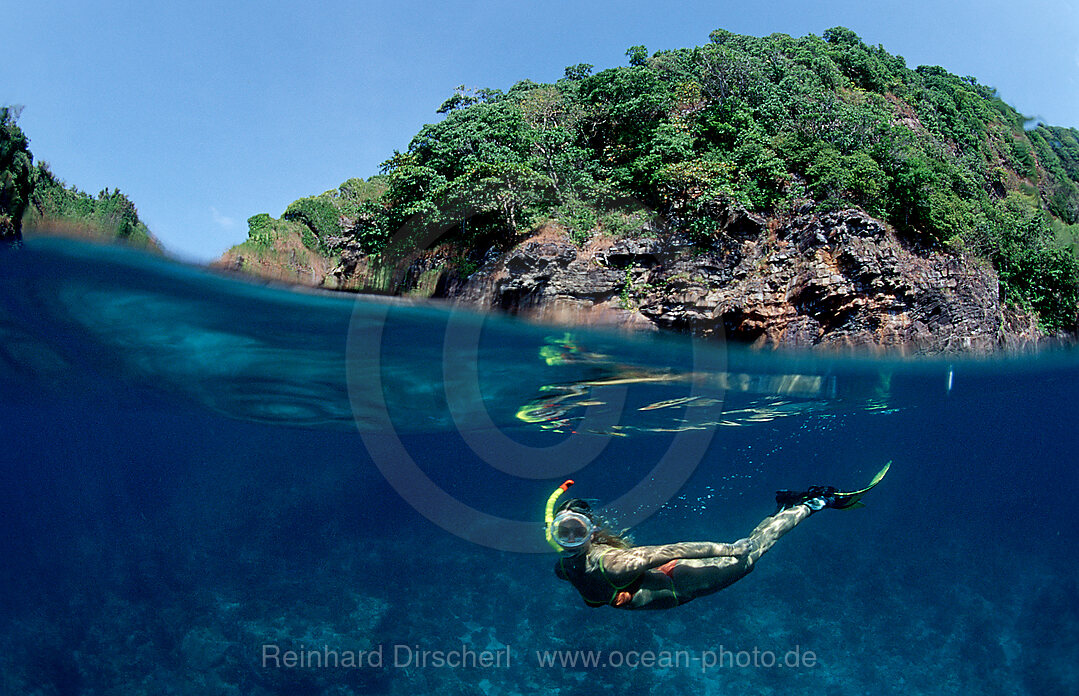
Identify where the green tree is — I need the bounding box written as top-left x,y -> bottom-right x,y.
989,196 -> 1079,331
562,63 -> 593,81
626,45 -> 648,67
0,106 -> 34,241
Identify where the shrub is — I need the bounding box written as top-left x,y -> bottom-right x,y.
283,195 -> 341,239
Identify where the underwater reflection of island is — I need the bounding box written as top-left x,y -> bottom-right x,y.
515,334 -> 899,435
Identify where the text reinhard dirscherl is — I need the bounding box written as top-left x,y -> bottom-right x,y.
262,644 -> 511,670
260,644 -> 819,673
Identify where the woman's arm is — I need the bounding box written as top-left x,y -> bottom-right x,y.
598,540 -> 753,581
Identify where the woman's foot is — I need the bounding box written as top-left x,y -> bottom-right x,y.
775,485 -> 839,511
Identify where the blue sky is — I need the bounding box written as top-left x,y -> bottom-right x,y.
4,0 -> 1078,261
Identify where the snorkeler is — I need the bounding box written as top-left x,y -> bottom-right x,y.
546,464 -> 889,609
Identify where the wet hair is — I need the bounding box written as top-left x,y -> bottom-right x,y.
556,498 -> 633,549
556,498 -> 591,515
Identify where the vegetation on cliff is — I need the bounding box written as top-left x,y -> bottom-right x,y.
230,28 -> 1079,331
0,106 -> 156,250
0,107 -> 33,241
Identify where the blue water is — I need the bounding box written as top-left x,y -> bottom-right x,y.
2,238 -> 1077,695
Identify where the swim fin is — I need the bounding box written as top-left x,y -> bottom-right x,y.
775,461 -> 891,512
830,461 -> 890,509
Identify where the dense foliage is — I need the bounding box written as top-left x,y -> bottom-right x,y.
0,106 -> 155,248
26,163 -> 156,248
0,107 -> 34,241
247,28 -> 1079,330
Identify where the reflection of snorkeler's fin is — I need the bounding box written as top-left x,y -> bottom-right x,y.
775,461 -> 890,512
638,396 -> 700,411
539,332 -> 581,365
516,404 -> 551,423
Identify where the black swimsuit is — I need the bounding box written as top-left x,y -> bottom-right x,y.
556,551 -> 644,607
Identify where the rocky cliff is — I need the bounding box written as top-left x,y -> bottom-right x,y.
439,209 -> 1042,353
217,205 -> 1047,354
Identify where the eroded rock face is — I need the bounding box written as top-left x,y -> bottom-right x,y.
630,210 -> 1007,352
224,206 -> 1052,353
426,209 -> 1043,353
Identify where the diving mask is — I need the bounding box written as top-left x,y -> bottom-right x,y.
550,510 -> 595,548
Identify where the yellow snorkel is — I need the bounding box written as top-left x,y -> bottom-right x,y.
544,480 -> 575,551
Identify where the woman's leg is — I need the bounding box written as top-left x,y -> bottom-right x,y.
743,504 -> 812,564
658,505 -> 814,605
